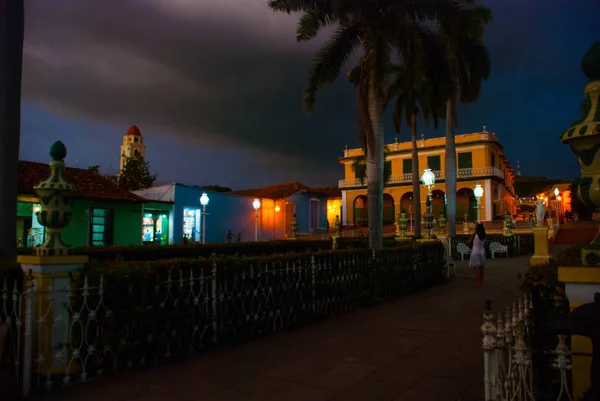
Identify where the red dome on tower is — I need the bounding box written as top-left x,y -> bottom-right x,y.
125,125 -> 142,137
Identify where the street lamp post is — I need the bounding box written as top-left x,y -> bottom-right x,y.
253,198 -> 261,241
554,187 -> 560,229
200,192 -> 209,244
474,184 -> 484,222
421,167 -> 435,239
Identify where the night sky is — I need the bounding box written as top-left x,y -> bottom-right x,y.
19,0 -> 600,189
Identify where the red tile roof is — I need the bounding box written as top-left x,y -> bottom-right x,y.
125,125 -> 142,137
231,181 -> 311,199
311,186 -> 342,198
231,182 -> 339,199
19,161 -> 145,202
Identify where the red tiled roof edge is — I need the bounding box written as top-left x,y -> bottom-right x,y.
19,160 -> 145,203
231,182 -> 341,199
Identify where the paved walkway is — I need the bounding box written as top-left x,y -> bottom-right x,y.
38,256 -> 529,401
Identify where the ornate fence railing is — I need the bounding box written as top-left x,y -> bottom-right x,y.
482,294 -> 573,401
1,245 -> 446,397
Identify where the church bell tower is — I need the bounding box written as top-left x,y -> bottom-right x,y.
119,125 -> 146,171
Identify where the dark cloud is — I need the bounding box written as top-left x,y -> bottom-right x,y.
23,0 -> 353,184
22,0 -> 600,186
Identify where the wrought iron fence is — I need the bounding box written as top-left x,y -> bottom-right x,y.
482,294 -> 573,401
2,244 -> 446,397
0,276 -> 24,387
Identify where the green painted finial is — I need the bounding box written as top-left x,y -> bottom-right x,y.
50,141 -> 67,161
582,41 -> 600,81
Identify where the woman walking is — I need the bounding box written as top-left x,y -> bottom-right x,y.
469,223 -> 487,287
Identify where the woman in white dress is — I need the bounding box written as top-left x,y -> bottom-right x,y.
469,223 -> 487,287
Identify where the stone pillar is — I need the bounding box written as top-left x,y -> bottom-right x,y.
484,180 -> 492,221
558,268 -> 600,400
17,141 -> 89,378
558,41 -> 600,400
529,227 -> 551,266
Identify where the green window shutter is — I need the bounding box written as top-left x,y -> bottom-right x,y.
403,159 -> 412,174
427,155 -> 441,171
457,152 -> 473,169
384,161 -> 392,180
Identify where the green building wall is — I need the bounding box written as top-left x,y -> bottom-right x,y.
62,199 -> 143,247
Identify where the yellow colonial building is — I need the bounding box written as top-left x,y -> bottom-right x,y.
338,127 -> 518,226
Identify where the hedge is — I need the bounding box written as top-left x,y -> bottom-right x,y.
18,237 -> 401,262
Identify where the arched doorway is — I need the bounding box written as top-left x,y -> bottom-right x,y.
383,194 -> 395,225
353,195 -> 368,226
457,188 -> 477,222
430,190 -> 446,217
400,192 -> 413,215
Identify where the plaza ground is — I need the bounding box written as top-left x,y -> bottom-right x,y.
37,256 -> 530,401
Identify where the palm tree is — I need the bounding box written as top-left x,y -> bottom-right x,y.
388,29 -> 447,237
0,1 -> 25,270
268,0 -> 460,248
439,2 -> 492,235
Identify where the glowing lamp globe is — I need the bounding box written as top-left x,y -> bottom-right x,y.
554,187 -> 559,197
421,168 -> 435,187
474,184 -> 484,199
275,205 -> 281,212
200,192 -> 209,207
253,198 -> 261,210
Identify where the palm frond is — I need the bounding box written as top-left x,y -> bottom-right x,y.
459,41 -> 491,103
268,0 -> 318,14
304,22 -> 361,113
296,5 -> 337,42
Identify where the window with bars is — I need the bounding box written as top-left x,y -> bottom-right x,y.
427,155 -> 441,171
88,208 -> 114,246
457,152 -> 473,169
403,159 -> 412,174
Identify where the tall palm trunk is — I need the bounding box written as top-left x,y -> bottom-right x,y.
410,114 -> 421,237
444,97 -> 457,236
366,70 -> 383,249
0,0 -> 24,270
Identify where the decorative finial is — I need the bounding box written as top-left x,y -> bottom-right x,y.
33,142 -> 76,256
395,136 -> 398,144
582,41 -> 600,81
421,133 -> 425,140
344,144 -> 348,151
49,140 -> 67,161
483,125 -> 487,133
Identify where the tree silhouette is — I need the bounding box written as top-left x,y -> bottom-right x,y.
117,155 -> 157,191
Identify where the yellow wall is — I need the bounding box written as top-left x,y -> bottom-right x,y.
326,198 -> 343,228
339,129 -> 518,223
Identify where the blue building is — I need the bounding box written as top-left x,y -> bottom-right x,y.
134,182 -> 329,244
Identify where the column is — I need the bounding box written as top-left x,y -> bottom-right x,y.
17,141 -> 89,390
484,180 -> 493,221
341,190 -> 347,224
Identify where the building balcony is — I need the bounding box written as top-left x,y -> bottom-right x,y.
338,167 -> 505,189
